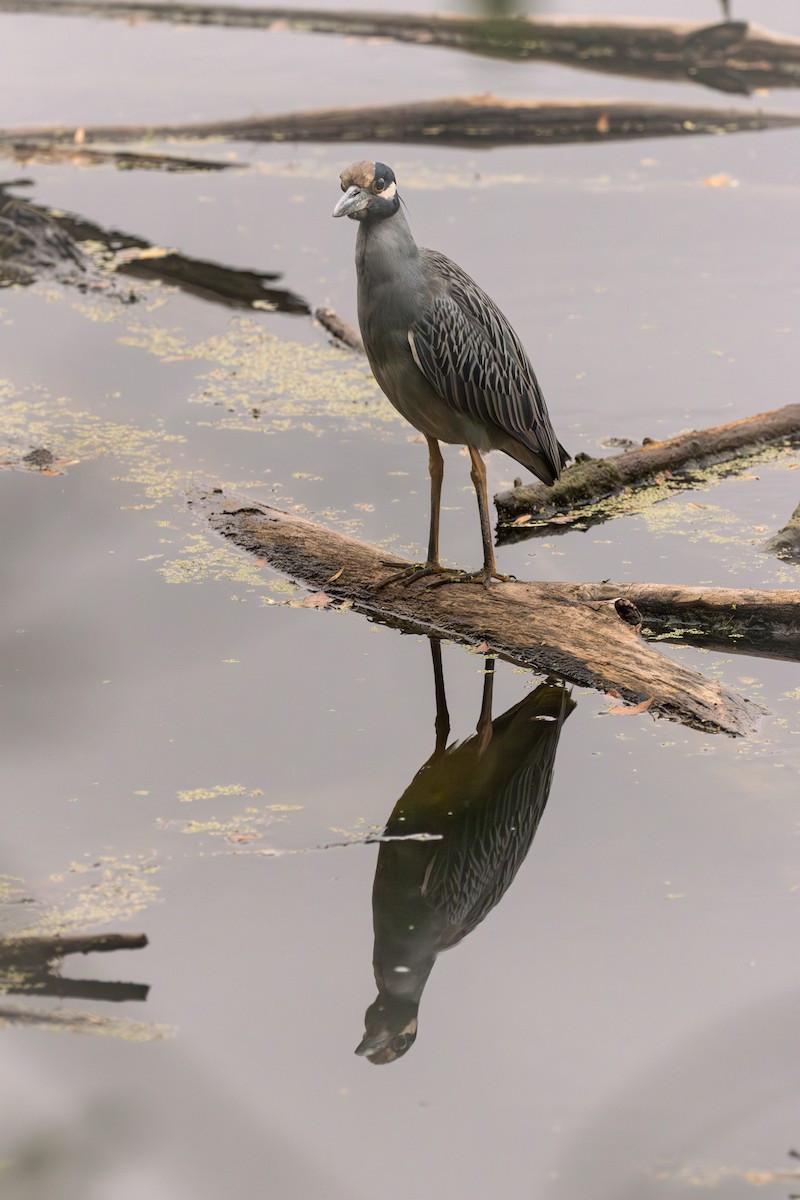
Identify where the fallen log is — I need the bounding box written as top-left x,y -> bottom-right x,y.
186,487 -> 797,737
3,96 -> 800,152
495,404 -> 800,534
2,4 -> 799,95
763,500 -> 800,563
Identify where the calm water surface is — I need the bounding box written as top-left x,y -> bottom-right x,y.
1,1 -> 799,1197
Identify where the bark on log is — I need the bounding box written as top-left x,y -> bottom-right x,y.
495,405 -> 800,531
2,5 -> 799,95
3,96 -> 799,152
188,488 -> 791,737
763,501 -> 800,562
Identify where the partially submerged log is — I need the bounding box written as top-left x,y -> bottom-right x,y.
495,405 -> 800,534
0,185 -> 311,314
186,488 -> 800,737
2,4 -> 799,95
764,500 -> 800,562
532,581 -> 800,662
3,96 -> 800,152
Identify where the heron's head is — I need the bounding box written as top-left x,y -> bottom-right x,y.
355,997 -> 418,1064
333,161 -> 400,222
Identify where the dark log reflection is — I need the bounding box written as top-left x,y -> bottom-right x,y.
356,640 -> 574,1064
0,184 -> 310,314
0,932 -> 150,1008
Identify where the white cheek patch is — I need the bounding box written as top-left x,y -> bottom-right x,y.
381,181 -> 397,201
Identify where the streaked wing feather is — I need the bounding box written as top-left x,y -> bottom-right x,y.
412,249 -> 564,478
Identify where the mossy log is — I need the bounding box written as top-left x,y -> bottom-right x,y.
2,5 -> 800,95
495,405 -> 800,530
3,96 -> 800,152
187,487 -> 800,738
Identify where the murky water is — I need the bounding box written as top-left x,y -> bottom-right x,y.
1,1 -> 799,1196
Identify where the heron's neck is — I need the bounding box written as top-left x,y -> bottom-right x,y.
356,206 -> 419,284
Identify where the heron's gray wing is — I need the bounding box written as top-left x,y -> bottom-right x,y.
411,250 -> 567,482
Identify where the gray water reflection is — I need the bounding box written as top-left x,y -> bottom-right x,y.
359,641 -> 574,1063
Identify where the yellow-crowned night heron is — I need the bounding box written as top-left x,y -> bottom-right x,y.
355,640 -> 575,1064
333,160 -> 568,587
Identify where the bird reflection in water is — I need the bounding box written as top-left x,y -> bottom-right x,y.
356,640 -> 575,1064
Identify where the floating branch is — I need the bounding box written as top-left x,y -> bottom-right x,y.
314,306 -> 363,352
186,487 -> 798,738
2,5 -> 799,94
3,95 -> 800,152
495,405 -> 800,535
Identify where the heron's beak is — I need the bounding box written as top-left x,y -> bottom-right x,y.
333,185 -> 369,219
354,1030 -> 387,1057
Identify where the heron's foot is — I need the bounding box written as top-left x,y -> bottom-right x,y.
425,567 -> 515,591
370,561 -> 452,591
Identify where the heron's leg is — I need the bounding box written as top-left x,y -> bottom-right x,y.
371,437 -> 452,589
426,448 -> 511,588
430,637 -> 451,759
426,436 -> 444,566
475,653 -> 495,754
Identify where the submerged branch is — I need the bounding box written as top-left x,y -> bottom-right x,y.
2,5 -> 800,94
187,488 -> 800,737
495,405 -> 800,535
1,140 -> 240,172
763,500 -> 800,563
3,96 -> 800,151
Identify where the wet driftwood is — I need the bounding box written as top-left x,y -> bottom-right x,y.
188,488 -> 800,737
495,405 -> 800,530
2,5 -> 799,94
3,96 -> 800,152
764,500 -> 800,562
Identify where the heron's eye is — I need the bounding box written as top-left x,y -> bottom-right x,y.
374,178 -> 386,193
392,1034 -> 408,1051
